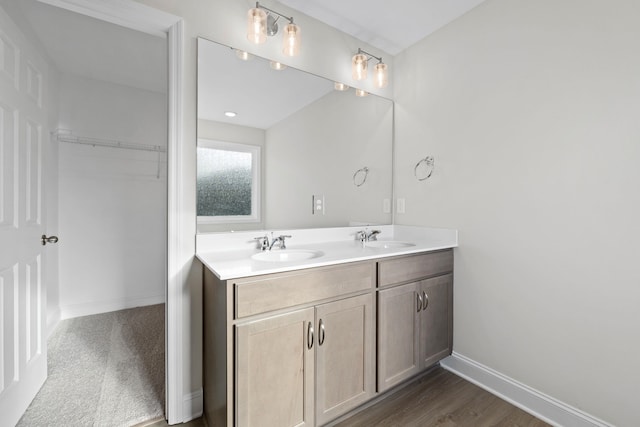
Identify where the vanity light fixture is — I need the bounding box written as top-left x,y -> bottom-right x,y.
334,82 -> 350,91
352,52 -> 368,81
270,60 -> 287,70
247,2 -> 301,57
351,48 -> 389,89
355,88 -> 369,97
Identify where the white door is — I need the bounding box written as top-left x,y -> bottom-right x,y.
0,5 -> 51,426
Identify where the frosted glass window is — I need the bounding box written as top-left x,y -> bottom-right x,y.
197,139 -> 260,223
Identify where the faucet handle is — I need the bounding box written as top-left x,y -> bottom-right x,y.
253,235 -> 269,251
355,230 -> 367,241
277,235 -> 292,249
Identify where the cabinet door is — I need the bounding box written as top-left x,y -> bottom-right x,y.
236,308 -> 315,427
377,282 -> 421,392
419,274 -> 453,368
315,294 -> 375,425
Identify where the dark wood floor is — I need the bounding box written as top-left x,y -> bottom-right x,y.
139,367 -> 549,427
334,367 -> 550,427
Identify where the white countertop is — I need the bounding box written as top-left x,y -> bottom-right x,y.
196,225 -> 458,280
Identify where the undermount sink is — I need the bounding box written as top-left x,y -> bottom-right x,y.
251,249 -> 324,262
365,241 -> 416,249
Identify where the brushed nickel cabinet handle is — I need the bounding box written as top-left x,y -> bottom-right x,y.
417,293 -> 423,313
319,319 -> 325,346
423,291 -> 429,310
307,321 -> 314,349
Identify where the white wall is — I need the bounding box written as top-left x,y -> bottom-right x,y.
57,73 -> 167,318
197,119 -> 266,232
265,90 -> 393,229
393,1 -> 640,425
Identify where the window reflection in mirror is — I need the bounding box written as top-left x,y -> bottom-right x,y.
197,139 -> 260,223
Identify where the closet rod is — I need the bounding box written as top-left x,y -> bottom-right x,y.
53,131 -> 166,153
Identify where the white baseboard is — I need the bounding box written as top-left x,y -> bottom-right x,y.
440,352 -> 612,427
182,388 -> 203,422
60,294 -> 166,320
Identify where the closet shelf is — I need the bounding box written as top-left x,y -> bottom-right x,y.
52,129 -> 166,153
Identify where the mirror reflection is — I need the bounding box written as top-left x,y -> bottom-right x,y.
197,37 -> 393,232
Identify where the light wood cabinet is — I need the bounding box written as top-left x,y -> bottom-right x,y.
315,294 -> 374,425
234,262 -> 374,318
377,273 -> 453,392
203,249 -> 453,426
377,282 -> 421,391
419,274 -> 453,368
204,260 -> 376,427
235,308 -> 315,427
378,251 -> 453,288
235,294 -> 375,427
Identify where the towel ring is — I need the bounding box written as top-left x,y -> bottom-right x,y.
353,166 -> 369,187
414,156 -> 434,181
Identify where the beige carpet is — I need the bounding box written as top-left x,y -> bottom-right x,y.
17,304 -> 165,427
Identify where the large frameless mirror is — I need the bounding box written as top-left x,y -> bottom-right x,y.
196,37 -> 393,232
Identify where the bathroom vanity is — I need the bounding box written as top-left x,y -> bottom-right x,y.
198,226 -> 457,427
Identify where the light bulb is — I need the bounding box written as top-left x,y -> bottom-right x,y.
355,89 -> 368,97
282,23 -> 300,56
352,53 -> 368,81
247,7 -> 267,44
334,82 -> 350,91
374,62 -> 388,88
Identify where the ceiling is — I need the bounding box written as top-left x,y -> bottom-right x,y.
16,0 -> 166,94
278,0 -> 487,55
198,39 -> 333,129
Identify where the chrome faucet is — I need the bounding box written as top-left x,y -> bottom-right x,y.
269,234 -> 292,250
255,233 -> 292,251
367,229 -> 381,241
355,229 -> 381,247
254,235 -> 270,251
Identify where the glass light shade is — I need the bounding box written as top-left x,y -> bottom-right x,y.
374,62 -> 388,88
247,7 -> 267,44
355,89 -> 368,97
334,82 -> 350,91
282,23 -> 301,56
270,61 -> 287,70
352,54 -> 368,81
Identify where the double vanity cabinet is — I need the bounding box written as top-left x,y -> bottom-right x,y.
203,248 -> 454,427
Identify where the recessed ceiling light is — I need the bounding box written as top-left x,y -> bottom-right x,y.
224,111 -> 237,117
270,61 -> 287,70
234,49 -> 253,61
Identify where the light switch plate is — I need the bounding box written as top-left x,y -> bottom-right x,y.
312,195 -> 325,215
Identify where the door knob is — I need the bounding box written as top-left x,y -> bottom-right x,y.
41,235 -> 59,245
